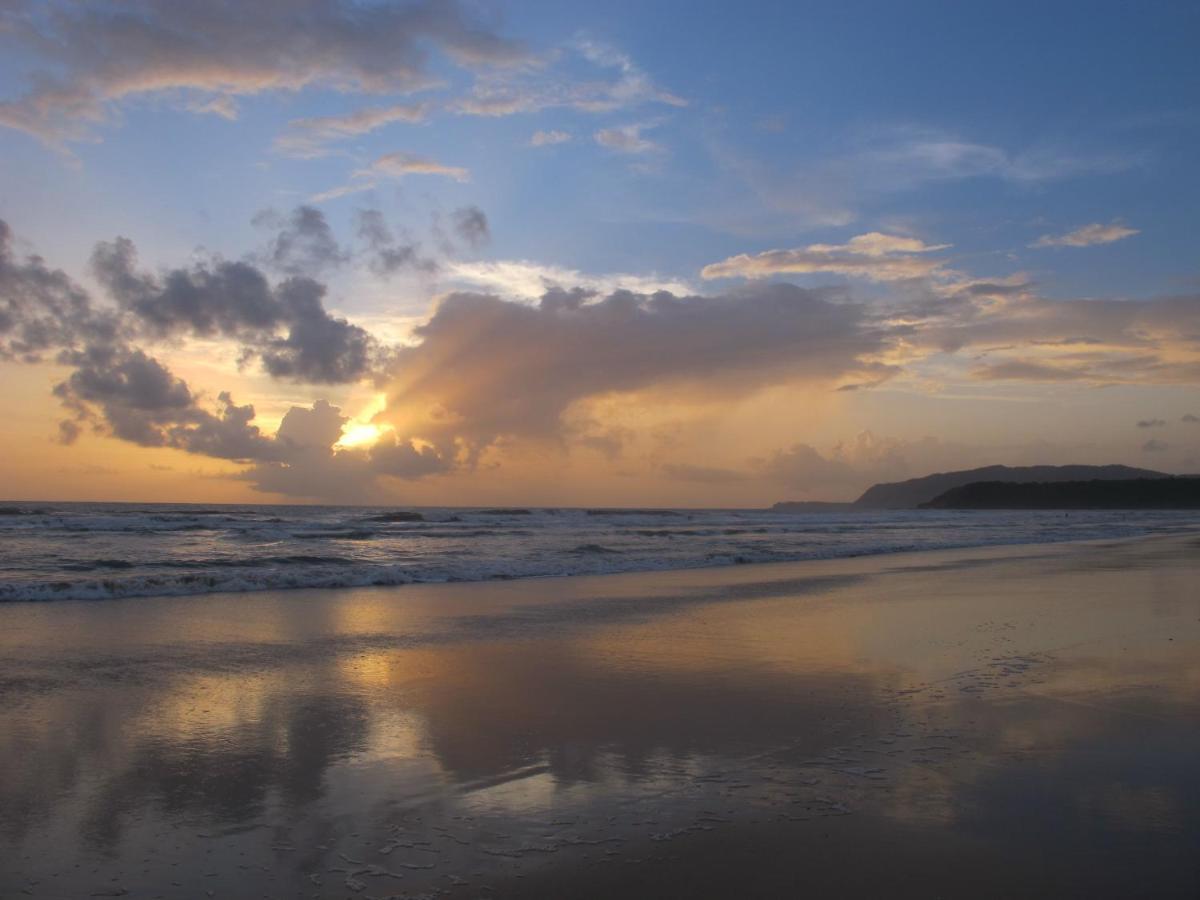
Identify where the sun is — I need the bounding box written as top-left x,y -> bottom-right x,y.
335,422 -> 388,450
334,395 -> 393,450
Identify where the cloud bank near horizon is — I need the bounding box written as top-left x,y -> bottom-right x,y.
3,214 -> 1199,501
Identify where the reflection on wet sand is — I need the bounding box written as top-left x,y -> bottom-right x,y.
2,535 -> 1199,898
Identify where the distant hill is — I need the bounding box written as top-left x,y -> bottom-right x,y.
921,477 -> 1200,510
851,465 -> 1168,509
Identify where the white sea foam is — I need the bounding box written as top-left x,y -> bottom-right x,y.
0,502 -> 1196,602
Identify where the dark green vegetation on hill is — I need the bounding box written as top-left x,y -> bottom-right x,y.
921,477 -> 1200,510
773,465 -> 1169,512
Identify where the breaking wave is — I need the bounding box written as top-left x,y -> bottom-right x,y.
0,501 -> 1196,602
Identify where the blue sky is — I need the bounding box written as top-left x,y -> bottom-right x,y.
1,0 -> 1198,504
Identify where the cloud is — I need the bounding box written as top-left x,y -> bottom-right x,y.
90,226 -> 376,384
970,360 -> 1099,382
761,443 -> 861,491
660,463 -> 750,484
253,206 -> 347,277
51,350 -> 448,500
0,220 -> 122,362
971,356 -> 1200,386
256,280 -> 374,384
530,129 -> 571,147
274,103 -> 429,158
364,151 -> 470,182
854,128 -> 1135,186
1032,222 -> 1140,249
355,209 -> 437,277
0,0 -> 526,144
53,344 -> 282,461
186,95 -> 239,120
451,206 -> 489,249
1136,418 -> 1167,428
1142,439 -> 1169,453
595,122 -> 663,155
452,39 -> 684,118
376,283 -> 894,468
1184,414 -> 1200,424
706,127 -> 1137,232
312,151 -> 470,202
8,213 -> 1200,502
702,232 -> 949,282
242,401 -> 452,500
445,260 -> 693,301
760,431 -> 972,498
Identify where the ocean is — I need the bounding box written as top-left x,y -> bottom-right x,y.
1,501 -> 1197,602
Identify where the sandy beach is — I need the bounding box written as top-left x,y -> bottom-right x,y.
2,533 -> 1199,898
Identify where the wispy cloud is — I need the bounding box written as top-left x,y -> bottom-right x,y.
451,39 -> 685,117
312,151 -> 470,202
274,103 -> 429,158
446,260 -> 692,301
594,122 -> 663,155
704,126 -> 1139,232
701,232 -> 949,282
530,129 -> 572,147
0,0 -> 526,145
1031,222 -> 1140,248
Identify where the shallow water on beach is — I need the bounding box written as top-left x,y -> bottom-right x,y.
1,500 -> 1197,601
2,536 -> 1199,897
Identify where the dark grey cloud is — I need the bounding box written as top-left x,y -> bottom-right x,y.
451,206 -> 490,249
91,226 -> 376,383
1183,414 -> 1200,424
3,216 -> 388,490
254,206 -> 347,277
92,238 -> 281,338
0,0 -> 527,143
52,344 -> 280,460
257,279 -> 373,384
50,349 -> 443,500
1136,419 -> 1166,429
1142,439 -> 1169,453
355,209 -> 438,276
0,220 -> 122,361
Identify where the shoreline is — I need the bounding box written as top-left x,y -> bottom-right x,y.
3,533 -> 1199,897
3,510 -> 1197,604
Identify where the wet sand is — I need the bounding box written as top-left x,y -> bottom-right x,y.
2,533 -> 1199,898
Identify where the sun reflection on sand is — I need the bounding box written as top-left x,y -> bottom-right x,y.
2,537 -> 1200,896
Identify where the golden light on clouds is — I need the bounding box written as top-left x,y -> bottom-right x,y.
334,394 -> 392,450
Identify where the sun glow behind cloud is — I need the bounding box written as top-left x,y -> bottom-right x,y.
333,395 -> 392,450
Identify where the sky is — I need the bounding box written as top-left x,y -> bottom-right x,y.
1,0 -> 1198,506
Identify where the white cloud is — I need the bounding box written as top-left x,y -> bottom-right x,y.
311,151 -> 470,202
530,129 -> 572,147
446,260 -> 693,301
702,232 -> 949,282
1031,222 -> 1140,248
452,39 -> 685,118
274,103 -> 429,158
365,152 -> 470,182
595,122 -> 662,155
